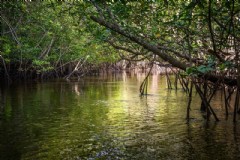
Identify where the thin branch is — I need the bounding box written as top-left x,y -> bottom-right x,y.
38,38 -> 55,59
0,14 -> 21,45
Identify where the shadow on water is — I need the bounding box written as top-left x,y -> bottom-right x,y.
0,73 -> 240,160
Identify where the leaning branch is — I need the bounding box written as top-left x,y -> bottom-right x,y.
90,16 -> 237,87
91,16 -> 188,70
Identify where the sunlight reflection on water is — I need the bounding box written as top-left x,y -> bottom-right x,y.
0,73 -> 240,159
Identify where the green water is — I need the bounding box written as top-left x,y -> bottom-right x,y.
0,73 -> 240,160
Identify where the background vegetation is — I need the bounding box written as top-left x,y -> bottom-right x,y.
1,1 -> 239,81
0,1 -> 120,80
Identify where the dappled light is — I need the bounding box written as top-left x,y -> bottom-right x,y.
1,1 -> 240,159
0,75 -> 240,159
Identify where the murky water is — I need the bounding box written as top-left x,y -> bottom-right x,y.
0,73 -> 240,160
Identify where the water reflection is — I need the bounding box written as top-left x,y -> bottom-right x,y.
0,87 -> 5,115
0,75 -> 240,159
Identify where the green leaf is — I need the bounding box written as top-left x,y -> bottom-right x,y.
186,66 -> 198,75
197,65 -> 213,74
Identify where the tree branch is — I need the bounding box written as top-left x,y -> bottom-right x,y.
91,16 -> 188,70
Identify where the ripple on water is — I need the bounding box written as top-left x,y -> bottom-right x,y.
1,76 -> 240,160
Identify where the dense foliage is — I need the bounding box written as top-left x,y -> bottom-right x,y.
90,0 -> 240,83
0,1 -> 119,80
1,0 -> 240,84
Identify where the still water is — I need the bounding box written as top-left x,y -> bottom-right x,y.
0,73 -> 240,160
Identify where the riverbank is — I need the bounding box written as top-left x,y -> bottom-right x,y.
0,60 -> 178,82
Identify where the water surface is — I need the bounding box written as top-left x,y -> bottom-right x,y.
0,73 -> 240,160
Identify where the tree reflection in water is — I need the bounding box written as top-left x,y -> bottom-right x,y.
0,74 -> 240,159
